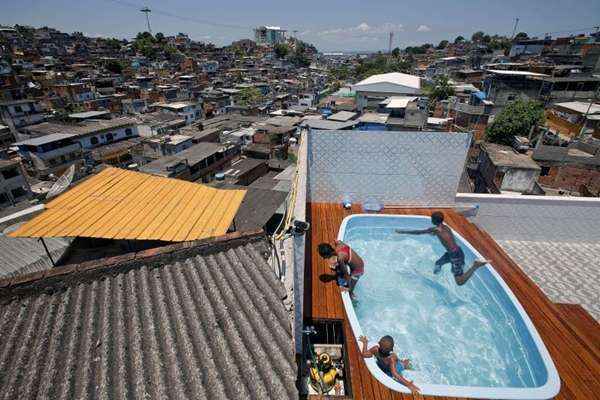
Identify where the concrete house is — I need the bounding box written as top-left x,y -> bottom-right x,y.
13,133 -> 83,178
0,99 -> 46,129
0,158 -> 31,207
352,72 -> 421,111
478,143 -> 541,194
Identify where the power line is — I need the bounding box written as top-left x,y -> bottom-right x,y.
529,25 -> 600,37
103,0 -> 251,31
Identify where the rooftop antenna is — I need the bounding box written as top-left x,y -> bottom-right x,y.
388,31 -> 394,54
140,6 -> 152,34
511,17 -> 520,39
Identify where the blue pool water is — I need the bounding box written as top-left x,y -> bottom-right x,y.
342,216 -> 548,388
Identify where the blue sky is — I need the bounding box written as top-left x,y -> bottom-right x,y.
3,0 -> 600,51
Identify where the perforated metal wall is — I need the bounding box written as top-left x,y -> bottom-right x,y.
307,130 -> 471,206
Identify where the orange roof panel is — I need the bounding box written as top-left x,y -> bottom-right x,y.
9,167 -> 246,242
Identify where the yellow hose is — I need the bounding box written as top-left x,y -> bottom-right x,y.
274,134 -> 303,240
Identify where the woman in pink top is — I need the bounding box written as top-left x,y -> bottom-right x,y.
318,240 -> 365,299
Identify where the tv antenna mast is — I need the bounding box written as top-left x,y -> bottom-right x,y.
388,32 -> 394,54
140,6 -> 152,33
511,17 -> 520,39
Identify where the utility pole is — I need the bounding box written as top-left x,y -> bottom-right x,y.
511,17 -> 520,39
388,32 -> 394,54
140,6 -> 152,34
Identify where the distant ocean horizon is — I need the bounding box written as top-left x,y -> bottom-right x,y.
322,50 -> 385,55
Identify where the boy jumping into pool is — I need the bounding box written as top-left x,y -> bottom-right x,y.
359,335 -> 420,394
395,211 -> 488,286
317,240 -> 364,299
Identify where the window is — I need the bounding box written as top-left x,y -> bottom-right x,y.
507,94 -> 516,101
0,193 -> 8,204
90,136 -> 99,145
125,128 -> 132,136
13,105 -> 22,113
540,166 -> 551,177
1,168 -> 20,180
106,133 -> 114,142
11,186 -> 28,198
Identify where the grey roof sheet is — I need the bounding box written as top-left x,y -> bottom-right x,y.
0,237 -> 297,399
0,233 -> 70,278
301,119 -> 358,130
457,196 -> 600,320
327,111 -> 357,122
248,171 -> 281,190
233,188 -> 287,231
68,110 -> 111,119
140,142 -> 225,174
14,133 -> 75,146
23,117 -> 137,138
482,143 -> 541,170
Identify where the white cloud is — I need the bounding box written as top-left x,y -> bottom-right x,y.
416,25 -> 431,32
317,22 -> 404,38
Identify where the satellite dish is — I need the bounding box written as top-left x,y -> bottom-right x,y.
46,164 -> 75,199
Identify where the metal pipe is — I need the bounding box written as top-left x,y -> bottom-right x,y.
39,237 -> 56,267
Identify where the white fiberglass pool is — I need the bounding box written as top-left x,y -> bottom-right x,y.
339,214 -> 560,399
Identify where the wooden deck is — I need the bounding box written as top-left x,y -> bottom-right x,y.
305,203 -> 600,400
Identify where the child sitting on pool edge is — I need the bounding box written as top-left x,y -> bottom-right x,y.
317,240 -> 364,299
359,335 -> 420,394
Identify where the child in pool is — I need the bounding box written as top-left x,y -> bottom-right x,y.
359,335 -> 420,394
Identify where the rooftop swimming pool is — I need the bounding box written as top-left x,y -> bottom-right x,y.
339,214 -> 560,399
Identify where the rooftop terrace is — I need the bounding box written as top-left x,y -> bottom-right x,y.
305,203 -> 599,400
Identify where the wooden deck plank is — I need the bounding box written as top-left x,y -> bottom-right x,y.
555,303 -> 600,360
306,203 -> 600,400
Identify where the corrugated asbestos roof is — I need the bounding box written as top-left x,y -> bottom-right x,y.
9,167 -> 246,242
0,234 -> 71,278
0,235 -> 297,399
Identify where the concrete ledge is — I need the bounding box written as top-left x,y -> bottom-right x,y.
456,193 -> 600,207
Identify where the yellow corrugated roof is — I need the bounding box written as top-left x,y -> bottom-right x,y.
9,167 -> 246,242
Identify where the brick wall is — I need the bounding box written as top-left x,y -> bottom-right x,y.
538,165 -> 600,194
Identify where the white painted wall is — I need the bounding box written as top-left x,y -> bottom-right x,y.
74,125 -> 139,149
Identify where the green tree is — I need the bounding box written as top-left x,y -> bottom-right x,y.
436,40 -> 449,50
238,87 -> 264,107
471,31 -> 486,43
105,38 -> 122,50
454,35 -> 465,44
331,65 -> 351,80
428,75 -> 455,102
133,31 -> 157,58
391,47 -> 401,58
514,32 -> 529,40
290,42 -> 311,67
274,43 -> 289,59
486,99 -> 545,145
106,59 -> 124,74
155,32 -> 165,43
